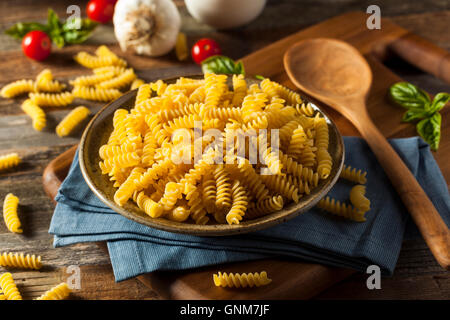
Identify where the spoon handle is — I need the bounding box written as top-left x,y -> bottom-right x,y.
354,114 -> 450,270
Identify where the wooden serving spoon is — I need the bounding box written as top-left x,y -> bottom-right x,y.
284,38 -> 450,270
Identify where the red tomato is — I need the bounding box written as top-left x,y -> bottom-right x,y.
191,38 -> 221,64
87,0 -> 117,23
22,31 -> 52,61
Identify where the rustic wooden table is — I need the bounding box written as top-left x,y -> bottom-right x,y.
0,0 -> 449,300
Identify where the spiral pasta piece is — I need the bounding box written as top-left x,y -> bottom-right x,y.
202,173 -> 216,214
213,271 -> 272,288
349,185 -> 371,213
97,68 -> 136,89
74,51 -> 126,69
114,167 -> 145,206
131,78 -> 145,90
35,69 -> 66,92
132,191 -> 164,218
340,164 -> 367,184
21,99 -> 46,131
29,91 -> 74,107
279,151 -> 318,187
36,283 -> 71,300
260,174 -> 299,203
158,182 -> 183,211
166,205 -> 190,222
185,184 -> 208,225
317,196 -> 366,222
72,86 -> 122,102
214,165 -> 232,210
3,193 -> 22,233
0,153 -> 21,171
231,74 -> 247,106
295,102 -> 315,116
0,273 -> 22,300
1,79 -> 36,98
316,147 -> 332,179
0,252 -> 42,270
56,106 -> 90,137
226,180 -> 248,225
246,196 -> 284,219
70,71 -> 115,87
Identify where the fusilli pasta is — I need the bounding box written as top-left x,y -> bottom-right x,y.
3,193 -> 22,233
36,283 -> 71,300
213,271 -> 272,288
56,106 -> 90,137
0,272 -> 22,300
0,252 -> 42,270
0,153 -> 21,171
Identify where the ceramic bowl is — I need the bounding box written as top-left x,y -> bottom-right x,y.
79,75 -> 344,236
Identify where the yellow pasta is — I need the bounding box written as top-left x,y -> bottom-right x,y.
35,69 -> 66,92
99,74 -> 335,225
0,252 -> 42,270
0,273 -> 22,300
175,32 -> 188,61
340,164 -> 367,184
97,68 -> 136,89
317,196 -> 366,222
74,51 -> 126,69
0,153 -> 21,171
1,79 -> 36,98
3,193 -> 22,233
349,185 -> 371,213
36,283 -> 71,300
29,91 -> 74,107
131,78 -> 145,90
70,71 -> 116,87
21,99 -> 46,131
213,271 -> 272,288
72,86 -> 122,102
56,106 -> 90,137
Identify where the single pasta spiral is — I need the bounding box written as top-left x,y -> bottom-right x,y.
226,181 -> 248,225
246,196 -> 284,219
0,252 -> 42,270
316,147 -> 332,179
3,193 -> 22,233
349,185 -> 371,212
214,165 -> 232,210
1,79 -> 36,98
72,86 -> 122,102
35,69 -> 66,92
317,196 -> 366,222
21,99 -> 46,131
36,283 -> 71,300
97,68 -> 136,89
0,153 -> 21,171
56,106 -> 90,137
0,272 -> 22,300
74,51 -> 126,69
70,71 -> 115,87
29,91 -> 74,107
261,174 -> 299,203
213,271 -> 272,288
340,164 -> 367,184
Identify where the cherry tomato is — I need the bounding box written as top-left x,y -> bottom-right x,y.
191,38 -> 221,64
86,0 -> 117,24
22,31 -> 52,61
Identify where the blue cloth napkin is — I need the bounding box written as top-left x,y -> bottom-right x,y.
49,137 -> 450,281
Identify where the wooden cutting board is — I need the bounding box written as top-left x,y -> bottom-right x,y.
42,11 -> 450,299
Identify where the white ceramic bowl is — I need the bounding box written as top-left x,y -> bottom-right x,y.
185,0 -> 267,29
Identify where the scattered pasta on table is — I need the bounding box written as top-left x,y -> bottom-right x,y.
213,271 -> 272,288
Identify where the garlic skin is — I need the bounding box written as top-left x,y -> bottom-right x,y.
113,0 -> 181,57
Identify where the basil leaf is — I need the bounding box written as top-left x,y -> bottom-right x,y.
429,92 -> 450,114
47,9 -> 62,31
201,55 -> 245,75
5,22 -> 48,39
62,18 -> 97,44
402,108 -> 429,123
255,75 -> 265,80
416,112 -> 441,151
389,82 -> 430,109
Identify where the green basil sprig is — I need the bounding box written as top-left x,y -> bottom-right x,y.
389,82 -> 449,151
5,9 -> 97,48
201,55 -> 245,75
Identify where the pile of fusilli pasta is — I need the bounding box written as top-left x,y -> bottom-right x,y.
99,73 -> 338,225
0,45 -> 144,137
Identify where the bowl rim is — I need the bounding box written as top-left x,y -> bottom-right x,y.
79,75 -> 345,236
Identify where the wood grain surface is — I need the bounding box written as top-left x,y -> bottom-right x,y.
1,0 -> 449,300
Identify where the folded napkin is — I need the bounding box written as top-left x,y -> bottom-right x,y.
49,137 -> 450,281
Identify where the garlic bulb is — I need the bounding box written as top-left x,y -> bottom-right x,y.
113,0 -> 181,57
